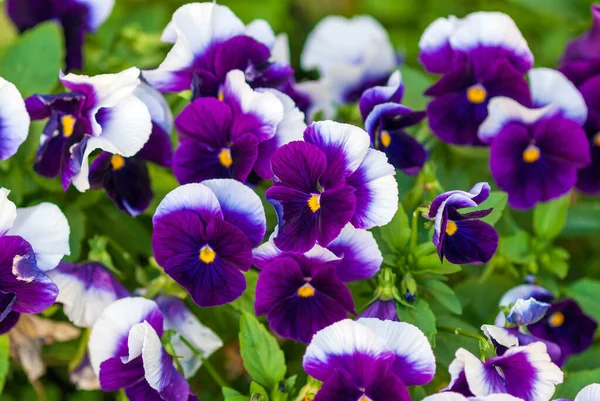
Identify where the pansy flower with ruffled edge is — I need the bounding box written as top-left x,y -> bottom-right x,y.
479,68 -> 590,209
267,120 -> 398,253
143,2 -> 292,99
152,179 -> 265,307
428,182 -> 498,265
360,70 -> 428,175
155,296 -> 223,379
444,342 -> 563,401
7,0 -> 114,71
419,12 -> 533,146
303,318 -> 436,401
88,297 -> 195,401
89,83 -> 173,216
300,15 -> 396,105
0,188 -> 70,334
0,77 -> 30,160
26,67 -> 152,192
48,261 -> 129,327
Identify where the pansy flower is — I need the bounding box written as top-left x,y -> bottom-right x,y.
0,188 -> 70,334
152,179 -> 265,307
89,83 -> 173,216
419,12 -> 532,145
155,296 -> 223,379
444,342 -> 563,401
173,69 -> 304,184
267,120 -> 398,253
88,297 -> 193,400
0,77 -> 30,160
143,2 -> 292,98
26,67 -> 152,191
423,393 -> 524,401
303,318 -> 436,401
301,15 -> 397,105
479,68 -> 590,209
48,261 -> 129,327
428,182 -> 498,265
253,224 -> 381,342
6,0 -> 114,71
360,70 -> 428,175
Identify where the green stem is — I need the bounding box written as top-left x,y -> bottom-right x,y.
410,210 -> 420,252
179,336 -> 227,388
438,325 -> 486,342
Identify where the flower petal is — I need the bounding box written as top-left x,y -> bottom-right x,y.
0,78 -> 30,161
325,224 -> 381,282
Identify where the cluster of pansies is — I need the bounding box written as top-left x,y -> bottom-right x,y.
0,1 -> 598,401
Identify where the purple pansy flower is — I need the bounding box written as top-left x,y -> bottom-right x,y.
303,318 -> 436,401
444,342 -> 563,401
301,15 -> 396,105
47,261 -> 129,327
88,297 -> 193,401
155,296 -> 222,378
575,75 -> 600,194
360,70 -> 428,175
267,121 -> 398,253
0,188 -> 70,334
428,182 -> 499,265
0,77 -> 30,160
6,0 -> 114,71
143,3 -> 292,98
152,180 -> 265,307
556,384 -> 600,401
419,12 -> 533,146
89,83 -> 173,216
479,68 -> 590,209
26,68 -> 152,192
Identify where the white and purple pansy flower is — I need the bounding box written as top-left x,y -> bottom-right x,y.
301,15 -> 397,104
88,297 -> 195,401
556,384 -> 600,401
444,342 -> 563,401
303,318 -> 436,401
266,120 -> 398,253
47,261 -> 130,327
152,179 -> 266,307
26,67 -> 153,192
89,82 -> 174,217
359,70 -> 428,175
0,77 -> 30,161
419,11 -> 533,146
143,2 -> 293,99
428,182 -> 499,265
479,68 -> 590,209
0,188 -> 70,334
7,0 -> 114,71
173,69 -> 296,184
155,296 -> 223,379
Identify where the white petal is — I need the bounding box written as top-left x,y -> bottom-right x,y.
295,79 -> 337,121
133,82 -> 173,134
0,78 -> 30,161
326,223 -> 381,282
252,236 -> 282,268
7,203 -> 70,271
128,321 -> 167,391
259,88 -> 306,146
72,0 -> 114,30
245,19 -> 276,48
271,33 -> 291,65
575,384 -> 600,401
89,297 -> 161,376
304,244 -> 340,263
470,396 -> 525,401
142,39 -> 195,92
0,188 -> 17,236
495,285 -> 553,326
529,68 -> 587,125
422,393 -> 467,401
153,183 -> 222,222
419,16 -> 461,52
457,348 -> 506,396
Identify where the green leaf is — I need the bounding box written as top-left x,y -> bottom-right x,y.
222,387 -> 247,401
239,313 -> 286,390
231,270 -> 259,314
63,207 -> 86,262
414,253 -> 462,275
372,203 -> 411,254
565,279 -> 600,323
499,231 -> 534,264
562,202 -> 600,237
424,280 -> 462,315
0,335 -> 9,393
554,368 -> 600,400
396,299 -> 437,343
0,22 -> 63,97
398,65 -> 432,110
539,247 -> 570,279
250,382 -> 270,401
533,195 -> 570,240
461,191 -> 508,226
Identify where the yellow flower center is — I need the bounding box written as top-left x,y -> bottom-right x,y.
594,132 -> 600,147
445,220 -> 458,236
522,144 -> 541,163
308,194 -> 321,213
548,311 -> 565,327
297,283 -> 316,298
61,115 -> 77,137
467,84 -> 487,104
218,87 -> 225,101
357,395 -> 373,401
199,245 -> 216,264
110,154 -> 126,171
218,148 -> 233,168
380,131 -> 392,148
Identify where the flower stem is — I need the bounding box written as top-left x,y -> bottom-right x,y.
179,336 -> 228,388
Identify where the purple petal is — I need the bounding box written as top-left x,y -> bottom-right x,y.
269,141 -> 326,193
359,299 -> 398,321
440,219 -> 498,265
562,5 -> 600,64
359,70 -> 404,120
326,224 -> 381,282
175,98 -> 231,146
136,125 -> 173,167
